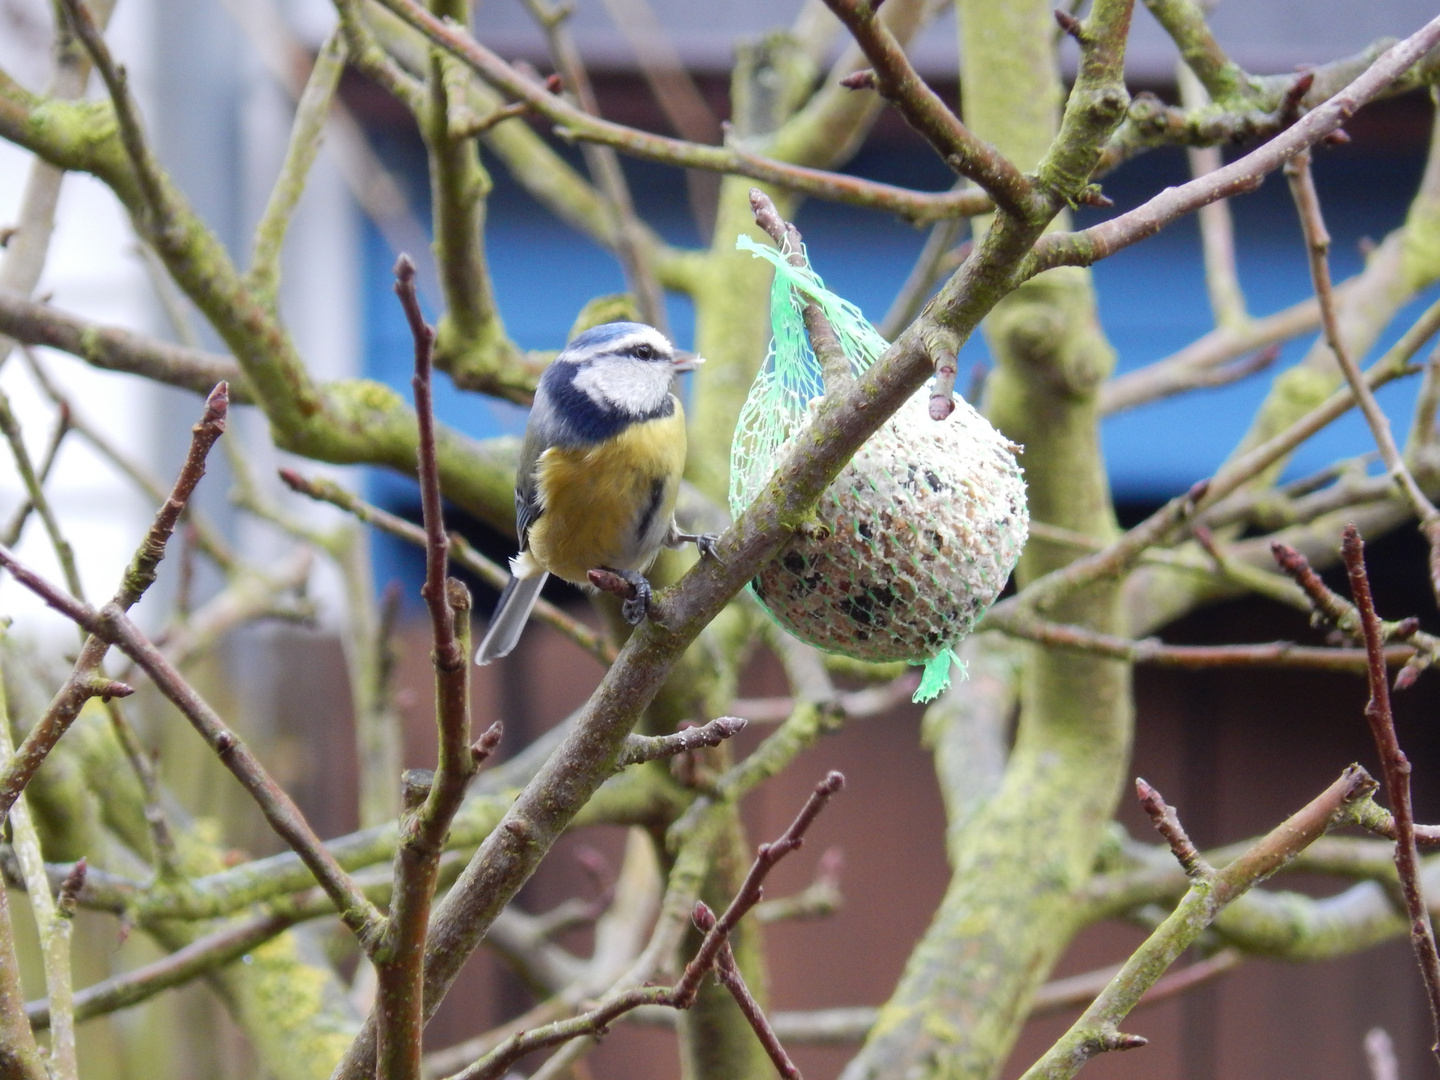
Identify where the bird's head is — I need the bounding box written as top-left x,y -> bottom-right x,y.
556,322 -> 704,417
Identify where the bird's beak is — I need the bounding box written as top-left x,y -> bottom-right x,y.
672,350 -> 704,373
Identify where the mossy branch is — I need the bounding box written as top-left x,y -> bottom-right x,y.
1018,766 -> 1376,1080
247,30 -> 348,307
365,0 -> 998,223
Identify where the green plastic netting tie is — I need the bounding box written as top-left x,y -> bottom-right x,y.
915,651 -> 965,704
733,234 -> 962,703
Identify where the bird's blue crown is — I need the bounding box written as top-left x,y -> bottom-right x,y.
567,321 -> 650,350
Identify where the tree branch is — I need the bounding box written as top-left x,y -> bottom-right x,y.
1101,292 -> 1325,415
0,287 -> 253,399
618,717 -> 747,768
979,615 -> 1413,674
0,543 -> 388,950
0,385 -> 226,821
1032,17 -> 1440,272
449,773 -> 841,1080
1342,526 -> 1440,1061
522,0 -> 668,331
373,256 -> 486,1078
247,30 -> 348,306
1287,150 -> 1440,608
824,0 -> 1035,216
0,0 -> 116,373
365,0 -> 995,223
0,679 -> 79,1080
25,912 -> 297,1029
1018,766 -> 1378,1080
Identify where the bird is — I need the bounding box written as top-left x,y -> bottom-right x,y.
475,321 -> 716,664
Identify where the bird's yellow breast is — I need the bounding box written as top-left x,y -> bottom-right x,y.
528,403 -> 686,585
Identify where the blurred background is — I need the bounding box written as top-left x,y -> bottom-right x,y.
4,0 -> 1440,1077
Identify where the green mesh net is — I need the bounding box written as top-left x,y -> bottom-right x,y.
729,235 -> 1029,703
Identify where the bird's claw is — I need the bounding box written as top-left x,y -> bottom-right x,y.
601,568 -> 652,626
673,529 -> 723,564
621,580 -> 652,625
694,532 -> 722,563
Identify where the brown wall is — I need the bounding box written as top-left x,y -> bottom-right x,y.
260,577 -> 1440,1080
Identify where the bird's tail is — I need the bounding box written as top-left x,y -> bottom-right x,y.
474,572 -> 548,664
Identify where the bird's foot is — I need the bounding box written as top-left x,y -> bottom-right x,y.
591,567 -> 654,625
673,529 -> 723,563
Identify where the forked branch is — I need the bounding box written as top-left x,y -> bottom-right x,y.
1018,766 -> 1377,1080
449,772 -> 844,1080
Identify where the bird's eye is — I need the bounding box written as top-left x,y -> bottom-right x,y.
633,344 -> 655,360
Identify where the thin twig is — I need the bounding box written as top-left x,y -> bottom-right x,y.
1018,765 -> 1378,1080
1269,540 -> 1440,689
0,0 -> 117,377
451,773 -> 843,1080
103,697 -> 181,876
980,609 -> 1413,674
1101,292 -> 1325,416
709,927 -> 802,1080
0,667 -> 78,1080
1192,524 -> 1311,612
25,912 -> 297,1029
349,572 -> 406,829
618,716 -> 747,767
522,0 -> 667,331
823,0 -> 1033,215
1014,481 -> 1210,614
57,0 -> 172,237
878,214 -> 968,341
671,771 -> 844,1008
1177,63 -> 1247,331
0,543 -> 388,950
0,385 -> 228,821
1287,151 -> 1440,608
1004,288 -> 1440,626
367,0 -> 995,223
0,385 -> 83,599
218,0 -> 439,300
749,188 -> 853,393
596,0 -> 722,238
21,347 -> 237,571
1342,525 -> 1440,1061
755,847 -> 844,924
1030,948 -> 1243,1018
1033,17 -> 1440,274
731,675 -> 919,725
0,401 -> 68,548
150,554 -> 317,673
247,30 -> 348,304
1200,297 -> 1440,519
375,255 -> 484,1080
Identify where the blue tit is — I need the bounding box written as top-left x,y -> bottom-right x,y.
475,321 -> 715,664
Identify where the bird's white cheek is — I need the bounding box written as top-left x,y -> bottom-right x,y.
573,361 -> 673,415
